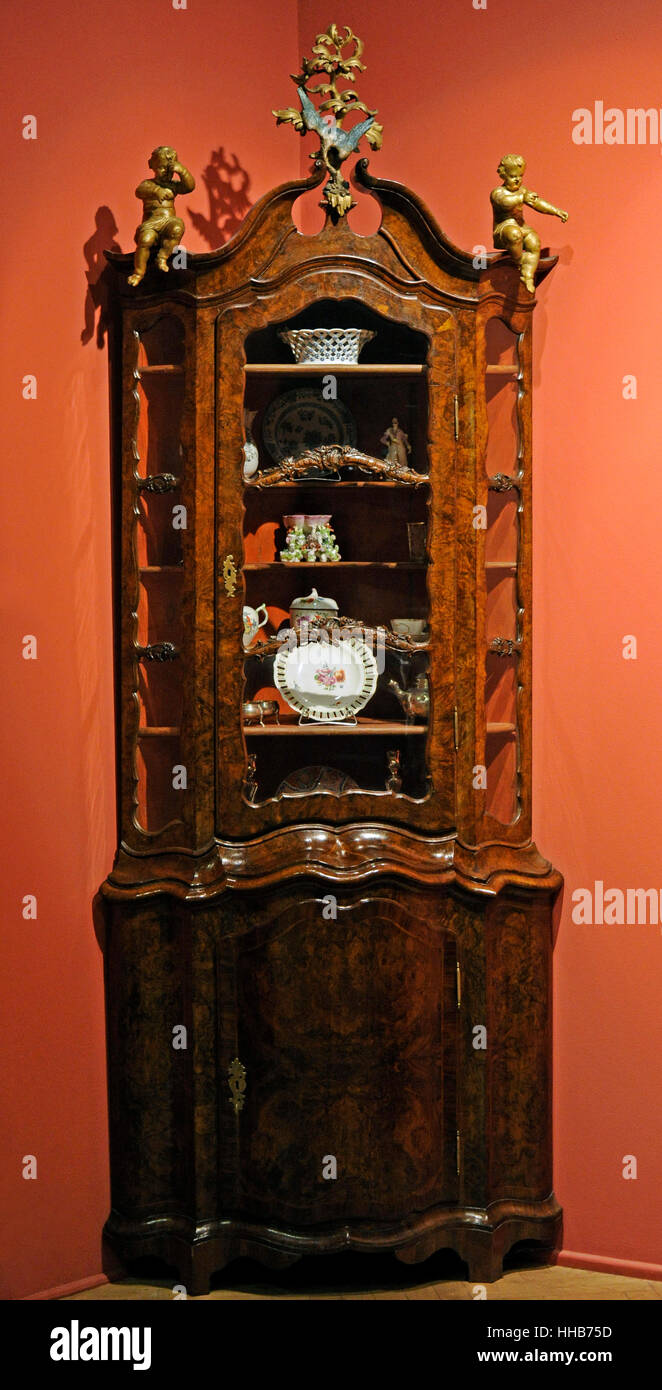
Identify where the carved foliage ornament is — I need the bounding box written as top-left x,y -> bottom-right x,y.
273,23 -> 383,218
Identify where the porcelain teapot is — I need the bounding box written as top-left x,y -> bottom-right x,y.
388,673 -> 430,719
243,603 -> 268,649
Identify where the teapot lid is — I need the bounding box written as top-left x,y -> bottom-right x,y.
290,587 -> 338,613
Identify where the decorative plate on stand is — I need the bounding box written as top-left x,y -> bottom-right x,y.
262,388 -> 357,463
275,765 -> 360,797
274,635 -> 377,722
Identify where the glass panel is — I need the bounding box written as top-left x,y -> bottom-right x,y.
131,314 -> 187,836
484,319 -> 521,825
238,305 -> 433,805
135,735 -> 185,832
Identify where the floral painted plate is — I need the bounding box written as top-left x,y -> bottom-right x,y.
261,388 -> 357,463
275,765 -> 360,798
273,635 -> 377,722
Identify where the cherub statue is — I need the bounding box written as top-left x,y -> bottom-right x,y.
128,146 -> 195,287
491,155 -> 568,293
381,418 -> 411,471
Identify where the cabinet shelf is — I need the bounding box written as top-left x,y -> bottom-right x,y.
243,561 -> 427,571
139,565 -> 184,575
485,364 -> 519,376
244,717 -> 427,736
245,363 -> 425,375
137,365 -> 185,376
245,478 -> 429,490
138,726 -> 181,737
486,722 -> 516,734
485,560 -> 517,571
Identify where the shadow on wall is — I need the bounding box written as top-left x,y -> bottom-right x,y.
188,148 -> 252,248
82,206 -> 121,348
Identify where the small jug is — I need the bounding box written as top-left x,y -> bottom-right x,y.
243,603 -> 268,650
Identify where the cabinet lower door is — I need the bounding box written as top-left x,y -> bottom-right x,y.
217,887 -> 459,1226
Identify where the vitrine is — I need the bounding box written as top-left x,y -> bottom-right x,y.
101,153 -> 562,1294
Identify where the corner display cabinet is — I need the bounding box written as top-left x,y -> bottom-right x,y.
101,140 -> 563,1293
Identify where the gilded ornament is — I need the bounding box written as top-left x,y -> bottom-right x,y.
227,1058 -> 247,1113
223,554 -> 238,596
491,155 -> 568,293
128,146 -> 195,288
273,23 -> 383,218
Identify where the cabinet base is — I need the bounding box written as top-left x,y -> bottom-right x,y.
105,1197 -> 562,1296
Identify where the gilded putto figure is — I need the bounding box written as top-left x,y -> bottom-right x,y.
128,146 -> 195,287
491,155 -> 568,293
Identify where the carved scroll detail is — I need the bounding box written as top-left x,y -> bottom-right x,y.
488,472 -> 523,493
250,444 -> 428,488
386,749 -> 402,793
135,642 -> 179,662
489,637 -> 521,658
137,472 -> 179,494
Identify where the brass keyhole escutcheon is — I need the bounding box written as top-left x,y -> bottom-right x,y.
223,554 -> 238,597
228,1057 -> 247,1114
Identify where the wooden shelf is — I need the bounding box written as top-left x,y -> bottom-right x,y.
485,560 -> 517,571
486,722 -> 516,734
485,364 -> 518,376
139,566 -> 184,575
244,717 -> 427,736
138,726 -> 181,737
245,478 -> 430,490
243,561 -> 427,571
137,365 -> 184,376
245,363 -> 425,375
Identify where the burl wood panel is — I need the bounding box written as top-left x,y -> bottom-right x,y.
216,887 -> 458,1224
105,899 -> 189,1217
487,893 -> 554,1200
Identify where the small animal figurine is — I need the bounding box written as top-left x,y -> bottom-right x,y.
491,155 -> 568,293
128,146 -> 195,287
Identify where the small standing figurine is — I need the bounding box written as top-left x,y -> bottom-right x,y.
381,418 -> 411,471
128,146 -> 195,287
491,155 -> 568,293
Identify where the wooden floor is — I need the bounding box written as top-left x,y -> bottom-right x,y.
63,1257 -> 662,1301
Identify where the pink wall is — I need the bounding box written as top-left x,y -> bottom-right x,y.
298,0 -> 662,1270
0,0 -> 298,1301
3,0 -> 661,1298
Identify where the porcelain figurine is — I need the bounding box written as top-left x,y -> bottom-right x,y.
381,418 -> 411,471
280,515 -> 341,563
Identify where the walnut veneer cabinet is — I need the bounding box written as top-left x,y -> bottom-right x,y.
101,158 -> 562,1294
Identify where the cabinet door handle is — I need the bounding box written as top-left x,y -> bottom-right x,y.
228,1057 -> 247,1114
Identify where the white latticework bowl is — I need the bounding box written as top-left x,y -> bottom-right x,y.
279,327 -> 376,364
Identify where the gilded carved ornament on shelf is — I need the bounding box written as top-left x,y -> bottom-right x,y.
250,445 -> 427,488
